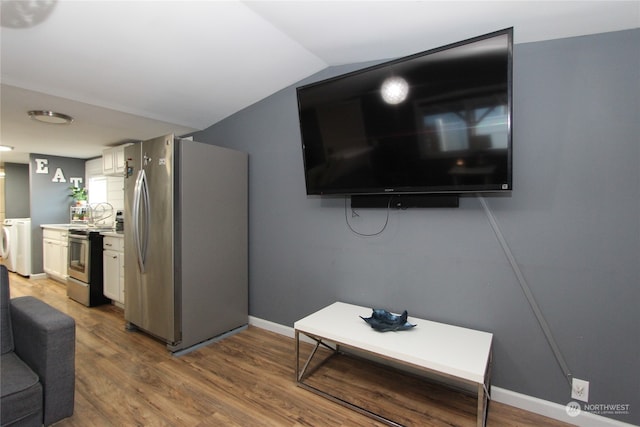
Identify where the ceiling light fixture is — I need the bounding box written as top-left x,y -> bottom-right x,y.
28,110 -> 74,124
0,145 -> 14,152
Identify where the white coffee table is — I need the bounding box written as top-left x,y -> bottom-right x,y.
294,302 -> 493,427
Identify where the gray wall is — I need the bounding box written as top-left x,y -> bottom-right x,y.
194,29 -> 639,424
29,154 -> 86,274
4,163 -> 30,218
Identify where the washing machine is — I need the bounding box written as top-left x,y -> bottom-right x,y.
15,218 -> 32,276
2,219 -> 20,272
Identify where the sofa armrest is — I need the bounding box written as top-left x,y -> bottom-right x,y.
10,296 -> 75,426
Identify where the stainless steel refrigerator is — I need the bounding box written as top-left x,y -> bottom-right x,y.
124,134 -> 248,353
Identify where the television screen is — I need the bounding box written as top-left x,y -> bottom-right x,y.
297,28 -> 513,196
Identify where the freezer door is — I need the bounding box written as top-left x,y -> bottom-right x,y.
124,143 -> 142,323
124,135 -> 178,344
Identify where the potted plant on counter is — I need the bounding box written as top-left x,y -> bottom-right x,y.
69,186 -> 88,206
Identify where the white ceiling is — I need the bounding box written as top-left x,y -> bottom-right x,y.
1,0 -> 638,165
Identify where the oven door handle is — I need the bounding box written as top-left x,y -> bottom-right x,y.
133,169 -> 150,273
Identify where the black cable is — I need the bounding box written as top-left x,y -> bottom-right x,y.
344,196 -> 392,237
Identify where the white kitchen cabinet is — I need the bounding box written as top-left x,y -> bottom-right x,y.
42,228 -> 68,282
102,144 -> 131,176
103,235 -> 124,305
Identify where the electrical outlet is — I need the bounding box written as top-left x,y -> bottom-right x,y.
571,378 -> 589,402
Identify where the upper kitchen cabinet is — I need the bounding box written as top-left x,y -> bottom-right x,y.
102,144 -> 132,176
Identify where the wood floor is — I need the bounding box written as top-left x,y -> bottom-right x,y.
7,271 -> 574,427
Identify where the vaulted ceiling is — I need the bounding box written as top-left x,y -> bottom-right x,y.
1,0 -> 638,165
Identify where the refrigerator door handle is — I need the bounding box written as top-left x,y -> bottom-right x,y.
140,170 -> 150,268
133,169 -> 150,273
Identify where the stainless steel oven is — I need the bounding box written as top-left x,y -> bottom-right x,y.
68,231 -> 90,283
67,229 -> 111,307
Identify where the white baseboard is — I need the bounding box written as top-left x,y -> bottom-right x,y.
248,316 -> 637,427
250,315 -> 295,338
28,273 -> 47,280
491,387 -> 636,427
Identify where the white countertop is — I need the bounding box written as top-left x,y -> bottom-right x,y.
41,223 -> 85,230
41,224 -> 121,236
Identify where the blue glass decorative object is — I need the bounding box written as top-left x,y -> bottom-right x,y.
360,309 -> 416,332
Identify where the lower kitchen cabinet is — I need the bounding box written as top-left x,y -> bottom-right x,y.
103,235 -> 124,305
42,228 -> 69,282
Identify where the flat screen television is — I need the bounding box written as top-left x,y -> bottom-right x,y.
297,28 -> 513,198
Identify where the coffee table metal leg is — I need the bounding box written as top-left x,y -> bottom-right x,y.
296,331 -> 338,382
477,348 -> 493,426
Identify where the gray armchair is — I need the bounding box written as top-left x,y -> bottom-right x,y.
1,265 -> 76,426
